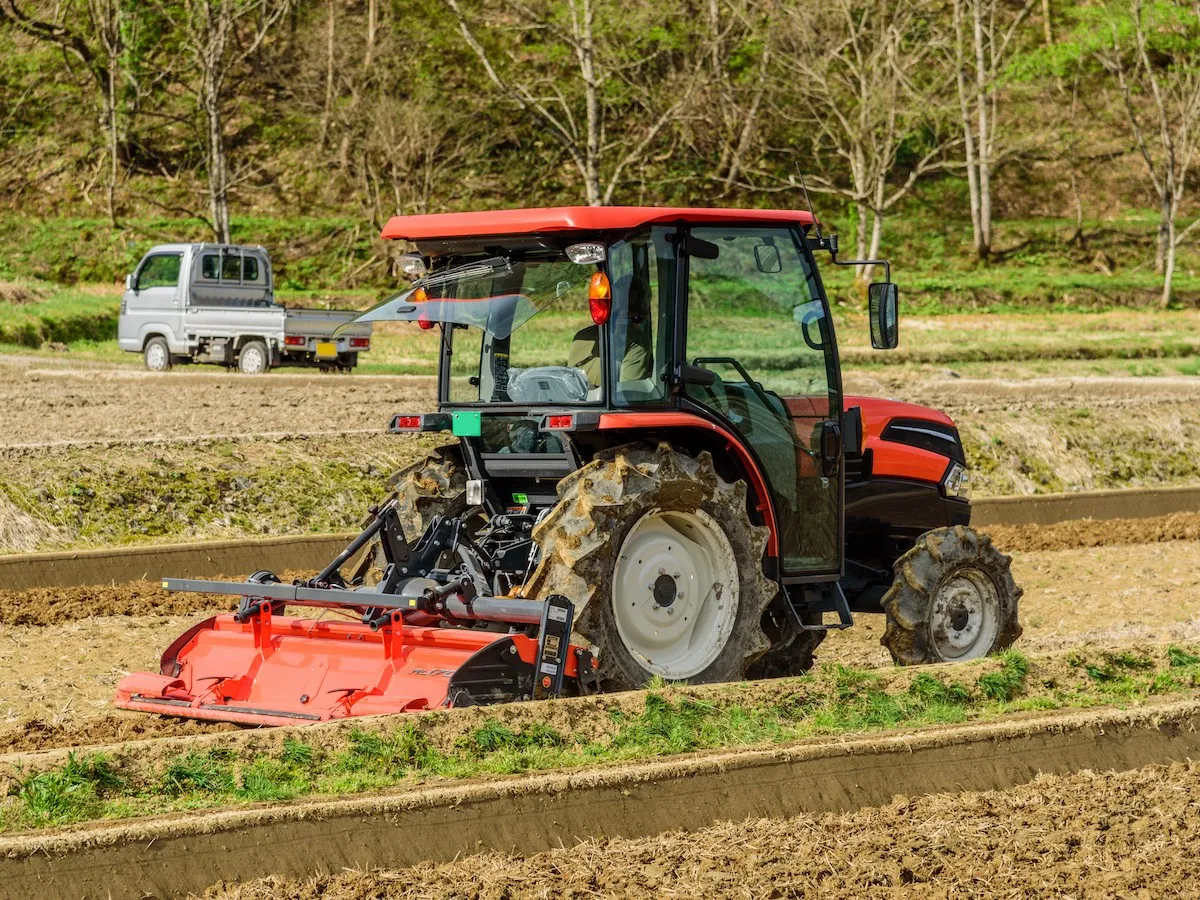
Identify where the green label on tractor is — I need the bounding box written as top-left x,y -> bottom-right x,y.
452,411 -> 482,437
512,492 -> 528,505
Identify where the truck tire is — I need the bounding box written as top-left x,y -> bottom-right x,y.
143,337 -> 172,372
881,525 -> 1022,665
524,443 -> 776,691
238,340 -> 270,375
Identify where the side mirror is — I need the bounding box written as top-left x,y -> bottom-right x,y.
753,244 -> 782,273
125,273 -> 134,291
868,282 -> 899,350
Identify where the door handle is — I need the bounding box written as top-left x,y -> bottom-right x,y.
820,421 -> 841,477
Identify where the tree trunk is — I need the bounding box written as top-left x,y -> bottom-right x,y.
320,0 -> 335,146
972,0 -> 992,259
363,0 -> 377,71
953,0 -> 983,256
1155,189 -> 1170,275
572,0 -> 603,205
105,51 -> 118,226
1161,213 -> 1176,308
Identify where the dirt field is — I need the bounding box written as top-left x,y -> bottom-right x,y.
207,758 -> 1200,899
3,532 -> 1199,753
7,351 -> 1200,447
0,364 -> 435,447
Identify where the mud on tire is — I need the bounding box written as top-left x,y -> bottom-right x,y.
881,525 -> 1022,666
524,443 -> 777,691
388,444 -> 468,538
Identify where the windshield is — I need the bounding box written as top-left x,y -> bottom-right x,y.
350,252 -> 603,404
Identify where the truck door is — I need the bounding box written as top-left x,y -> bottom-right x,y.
681,225 -> 843,577
127,251 -> 184,348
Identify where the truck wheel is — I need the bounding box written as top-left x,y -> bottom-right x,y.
238,340 -> 269,375
881,526 -> 1022,665
524,443 -> 776,691
143,337 -> 172,372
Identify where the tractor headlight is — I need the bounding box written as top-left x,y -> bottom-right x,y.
942,462 -> 970,500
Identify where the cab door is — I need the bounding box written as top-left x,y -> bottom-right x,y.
680,225 -> 843,576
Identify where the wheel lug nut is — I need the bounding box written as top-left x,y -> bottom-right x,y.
658,567 -> 666,575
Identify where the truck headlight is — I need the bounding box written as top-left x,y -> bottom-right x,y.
943,462 -> 970,499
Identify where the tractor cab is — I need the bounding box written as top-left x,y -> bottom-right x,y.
357,207 -> 896,585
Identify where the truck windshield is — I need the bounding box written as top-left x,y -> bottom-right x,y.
353,252 -> 602,404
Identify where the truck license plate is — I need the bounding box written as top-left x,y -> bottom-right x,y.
315,341 -> 337,359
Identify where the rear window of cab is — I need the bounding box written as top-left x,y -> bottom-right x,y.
201,253 -> 260,283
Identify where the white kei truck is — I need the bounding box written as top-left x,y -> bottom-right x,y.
117,243 -> 372,373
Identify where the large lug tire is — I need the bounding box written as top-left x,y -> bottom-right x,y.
350,445 -> 466,587
387,444 -> 468,539
524,443 -> 777,691
238,340 -> 270,375
746,611 -> 826,679
143,337 -> 172,372
881,525 -> 1023,665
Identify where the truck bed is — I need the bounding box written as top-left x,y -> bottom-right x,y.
284,307 -> 371,338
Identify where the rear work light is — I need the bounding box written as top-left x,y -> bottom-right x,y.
588,272 -> 611,325
284,335 -> 306,347
389,413 -> 451,433
349,337 -> 370,349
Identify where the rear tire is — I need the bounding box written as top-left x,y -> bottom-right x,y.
238,340 -> 270,375
351,446 -> 467,586
524,443 -> 776,691
881,525 -> 1022,665
143,337 -> 172,372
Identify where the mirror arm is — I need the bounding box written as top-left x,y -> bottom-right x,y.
830,256 -> 890,284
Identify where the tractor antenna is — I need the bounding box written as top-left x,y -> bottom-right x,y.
795,168 -> 824,242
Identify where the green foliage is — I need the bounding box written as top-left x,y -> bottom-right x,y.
14,753 -> 124,827
7,643 -> 1200,833
976,651 -> 1030,702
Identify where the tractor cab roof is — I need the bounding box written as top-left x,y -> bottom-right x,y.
381,206 -> 816,243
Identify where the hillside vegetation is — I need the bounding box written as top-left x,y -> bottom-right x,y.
0,0 -> 1196,302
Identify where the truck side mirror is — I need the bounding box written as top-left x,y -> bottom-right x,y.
868,282 -> 898,350
125,273 -> 134,291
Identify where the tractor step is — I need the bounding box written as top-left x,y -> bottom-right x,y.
795,583 -> 854,631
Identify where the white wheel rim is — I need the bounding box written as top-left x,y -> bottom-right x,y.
242,347 -> 265,373
613,508 -> 739,680
146,343 -> 167,370
930,567 -> 1000,660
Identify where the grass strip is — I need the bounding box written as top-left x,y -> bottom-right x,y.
2,646 -> 1198,833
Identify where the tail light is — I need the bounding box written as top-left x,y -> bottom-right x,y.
389,413 -> 451,433
588,272 -> 611,325
284,335 -> 306,347
349,337 -> 370,349
418,318 -> 435,330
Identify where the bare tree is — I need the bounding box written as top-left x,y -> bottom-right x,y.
168,0 -> 290,243
950,0 -> 1036,260
781,0 -> 956,284
444,0 -> 697,205
1089,0 -> 1200,306
0,0 -> 126,223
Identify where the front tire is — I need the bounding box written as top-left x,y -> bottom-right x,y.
881,525 -> 1022,665
143,337 -> 172,372
524,444 -> 776,691
238,340 -> 270,375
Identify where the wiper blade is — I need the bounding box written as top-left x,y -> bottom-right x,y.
413,256 -> 513,290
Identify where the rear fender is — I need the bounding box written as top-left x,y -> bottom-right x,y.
595,411 -> 779,556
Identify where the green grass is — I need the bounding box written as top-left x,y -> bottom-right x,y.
0,288 -> 119,347
4,645 -> 1199,834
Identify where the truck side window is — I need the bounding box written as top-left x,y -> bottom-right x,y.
201,254 -> 220,280
137,254 -> 182,289
242,256 -> 259,282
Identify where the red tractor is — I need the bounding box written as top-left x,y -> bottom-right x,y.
117,207 -> 1020,723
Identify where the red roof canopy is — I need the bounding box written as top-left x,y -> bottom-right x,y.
380,206 -> 815,241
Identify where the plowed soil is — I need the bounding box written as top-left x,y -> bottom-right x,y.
0,367 -> 434,447
206,759 -> 1200,900
3,537 -> 1199,754
6,360 -> 1200,446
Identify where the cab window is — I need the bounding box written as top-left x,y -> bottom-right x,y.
137,254 -> 182,289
